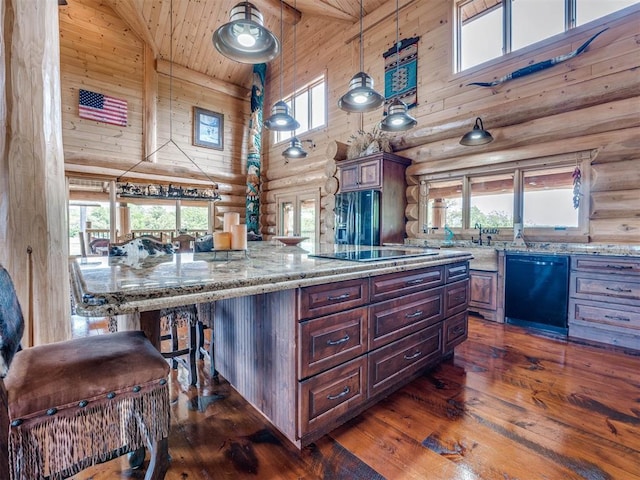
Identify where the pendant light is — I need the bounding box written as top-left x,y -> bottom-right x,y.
459,117 -> 494,146
213,2 -> 280,64
283,0 -> 307,160
338,0 -> 385,113
264,1 -> 299,131
379,0 -> 417,131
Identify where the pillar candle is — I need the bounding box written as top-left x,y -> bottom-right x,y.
213,232 -> 231,250
223,212 -> 240,232
231,224 -> 248,250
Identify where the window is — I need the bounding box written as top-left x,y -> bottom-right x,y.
420,153 -> 589,237
179,204 -> 210,234
275,76 -> 326,143
469,173 -> 514,228
422,179 -> 463,232
456,0 -> 638,71
523,166 -> 578,228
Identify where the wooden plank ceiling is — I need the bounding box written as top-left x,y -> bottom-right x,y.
101,0 -> 391,90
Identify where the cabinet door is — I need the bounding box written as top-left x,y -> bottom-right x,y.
357,159 -> 382,189
469,271 -> 497,310
339,164 -> 360,191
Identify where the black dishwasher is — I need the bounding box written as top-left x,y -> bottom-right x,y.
505,253 -> 570,334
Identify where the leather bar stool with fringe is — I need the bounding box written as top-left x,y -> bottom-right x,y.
0,264 -> 171,480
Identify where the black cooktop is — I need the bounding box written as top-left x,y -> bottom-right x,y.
309,248 -> 440,262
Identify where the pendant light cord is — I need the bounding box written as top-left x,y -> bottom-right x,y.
292,0 -> 297,136
278,1 -> 284,100
359,0 -> 364,72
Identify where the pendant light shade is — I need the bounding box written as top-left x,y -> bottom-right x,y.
338,0 -> 384,113
338,72 -> 385,113
213,2 -> 280,64
282,137 -> 307,159
460,117 -> 494,146
264,101 -> 300,130
380,97 -> 417,131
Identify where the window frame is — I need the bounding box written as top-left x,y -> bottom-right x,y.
274,74 -> 327,144
455,0 -> 636,73
418,151 -> 592,241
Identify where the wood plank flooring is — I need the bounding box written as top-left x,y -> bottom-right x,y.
71,316 -> 640,479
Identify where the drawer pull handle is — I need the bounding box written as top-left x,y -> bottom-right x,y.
605,264 -> 633,270
327,386 -> 350,401
327,335 -> 350,346
405,310 -> 423,319
605,287 -> 632,293
452,326 -> 465,334
406,279 -> 424,285
453,295 -> 466,301
604,314 -> 630,322
404,351 -> 422,360
327,293 -> 350,301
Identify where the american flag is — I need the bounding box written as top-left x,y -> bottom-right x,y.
78,89 -> 128,126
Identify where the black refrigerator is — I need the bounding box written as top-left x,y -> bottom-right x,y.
334,190 -> 381,245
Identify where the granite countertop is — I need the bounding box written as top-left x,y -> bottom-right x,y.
70,242 -> 472,316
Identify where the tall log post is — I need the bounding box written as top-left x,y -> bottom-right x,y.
0,0 -> 71,345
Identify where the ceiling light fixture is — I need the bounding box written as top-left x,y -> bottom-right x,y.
213,2 -> 280,64
338,0 -> 385,113
264,1 -> 299,131
459,117 -> 494,146
379,0 -> 417,132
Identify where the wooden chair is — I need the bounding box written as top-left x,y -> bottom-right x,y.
89,237 -> 110,255
0,265 -> 170,480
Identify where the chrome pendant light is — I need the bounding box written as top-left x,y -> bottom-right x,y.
213,2 -> 280,64
379,0 -> 417,131
338,0 -> 384,113
264,1 -> 299,131
460,117 -> 494,146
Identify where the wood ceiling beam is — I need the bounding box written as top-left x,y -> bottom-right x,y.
104,0 -> 158,57
156,60 -> 250,99
256,0 -> 302,25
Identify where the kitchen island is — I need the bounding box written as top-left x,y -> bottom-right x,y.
70,242 -> 473,447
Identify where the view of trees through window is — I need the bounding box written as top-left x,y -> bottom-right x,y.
423,164 -> 581,232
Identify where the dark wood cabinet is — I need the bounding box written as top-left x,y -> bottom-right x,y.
215,261 -> 470,448
469,271 -> 498,312
568,255 -> 640,350
336,152 -> 411,245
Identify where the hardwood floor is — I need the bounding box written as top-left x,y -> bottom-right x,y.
70,315 -> 640,479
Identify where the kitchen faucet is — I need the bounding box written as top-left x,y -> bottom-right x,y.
472,223 -> 483,246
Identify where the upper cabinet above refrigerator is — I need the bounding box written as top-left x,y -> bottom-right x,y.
337,152 -> 410,193
335,152 -> 411,245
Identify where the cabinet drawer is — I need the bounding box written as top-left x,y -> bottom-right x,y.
368,323 -> 442,398
569,298 -> 640,331
299,279 -> 369,320
370,266 -> 444,302
298,356 -> 367,437
568,320 -> 640,351
445,262 -> 469,283
299,307 -> 368,379
443,311 -> 468,352
570,272 -> 640,304
572,256 -> 640,276
369,288 -> 443,350
444,279 -> 470,317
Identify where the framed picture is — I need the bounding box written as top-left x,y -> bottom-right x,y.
193,107 -> 223,150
